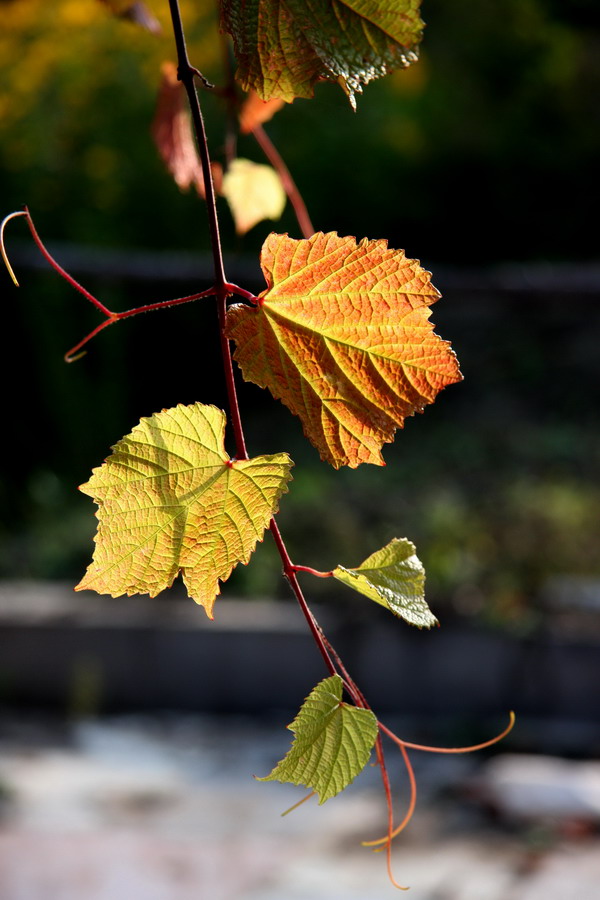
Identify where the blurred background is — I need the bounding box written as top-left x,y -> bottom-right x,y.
0,1 -> 599,897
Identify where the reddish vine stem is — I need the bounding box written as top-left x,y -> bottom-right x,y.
318,628 -> 369,708
116,289 -> 216,320
320,630 -> 407,879
374,734 -> 408,891
224,282 -> 257,303
168,0 -> 226,293
20,208 -> 113,316
2,208 -> 219,361
168,0 -> 248,459
269,518 -> 337,677
63,287 -> 217,361
167,0 -> 337,679
365,739 -> 417,849
216,292 -> 249,460
65,320 -> 115,363
291,564 -> 333,578
252,125 -> 315,239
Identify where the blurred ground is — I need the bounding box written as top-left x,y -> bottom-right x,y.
1,713 -> 600,900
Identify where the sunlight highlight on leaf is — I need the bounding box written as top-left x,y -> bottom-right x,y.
222,158 -> 286,234
333,538 -> 437,628
76,403 -> 293,617
258,674 -> 378,802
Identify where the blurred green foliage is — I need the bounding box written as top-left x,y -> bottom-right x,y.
0,0 -> 221,249
1,0 -> 599,257
0,0 -> 599,626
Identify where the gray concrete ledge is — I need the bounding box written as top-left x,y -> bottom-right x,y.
1,583 -> 599,741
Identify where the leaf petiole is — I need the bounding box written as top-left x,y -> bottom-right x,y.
291,564 -> 334,578
224,282 -> 258,303
251,125 -> 314,239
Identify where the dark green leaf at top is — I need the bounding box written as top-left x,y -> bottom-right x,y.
219,0 -> 424,108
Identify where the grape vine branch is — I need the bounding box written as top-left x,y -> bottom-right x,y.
0,0 -> 516,888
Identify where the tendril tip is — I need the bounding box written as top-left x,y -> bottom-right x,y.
64,350 -> 87,364
1,210 -> 29,287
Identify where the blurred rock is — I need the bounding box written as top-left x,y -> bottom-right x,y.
480,753 -> 600,823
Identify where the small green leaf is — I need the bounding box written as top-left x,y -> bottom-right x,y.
258,674 -> 378,803
333,537 -> 437,628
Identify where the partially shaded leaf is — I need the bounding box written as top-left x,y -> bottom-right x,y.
258,674 -> 378,802
152,62 -> 223,197
222,158 -> 286,234
226,231 -> 462,468
76,403 -> 293,617
220,0 -> 423,108
333,537 -> 437,628
239,90 -> 286,134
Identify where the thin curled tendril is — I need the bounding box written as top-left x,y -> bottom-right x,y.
365,712 -> 516,851
1,210 -> 29,286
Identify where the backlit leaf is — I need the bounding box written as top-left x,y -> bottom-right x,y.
226,231 -> 462,468
333,537 -> 437,628
258,674 -> 378,802
76,403 -> 293,617
152,62 -> 223,198
222,158 -> 286,234
220,0 -> 423,108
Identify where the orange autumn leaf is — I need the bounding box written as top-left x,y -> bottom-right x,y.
152,61 -> 222,197
226,232 -> 462,468
239,90 -> 286,134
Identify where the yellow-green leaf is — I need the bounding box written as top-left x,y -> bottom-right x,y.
76,403 -> 293,617
258,674 -> 378,802
333,537 -> 437,628
226,231 -> 462,468
220,0 -> 423,108
221,158 -> 286,234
